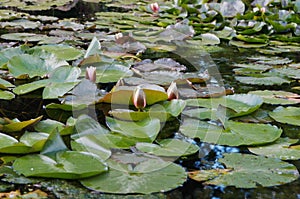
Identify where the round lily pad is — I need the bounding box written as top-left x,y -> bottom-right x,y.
13,151 -> 108,179
249,137 -> 300,160
189,153 -> 299,188
248,90 -> 300,105
179,118 -> 282,146
136,139 -> 199,157
269,106 -> 300,126
80,158 -> 186,194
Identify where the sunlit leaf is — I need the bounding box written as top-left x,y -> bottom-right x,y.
269,106 -> 300,126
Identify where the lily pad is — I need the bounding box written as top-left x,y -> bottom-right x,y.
0,90 -> 15,100
80,158 -> 186,194
0,132 -> 48,154
101,85 -> 168,105
199,153 -> 299,188
269,106 -> 300,126
248,90 -> 300,105
106,117 -> 161,142
136,139 -> 199,157
180,118 -> 282,146
235,74 -> 290,85
31,45 -> 83,61
1,116 -> 43,133
249,137 -> 300,160
13,151 -> 108,179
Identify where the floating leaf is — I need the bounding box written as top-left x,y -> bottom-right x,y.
249,137 -> 300,160
0,132 -> 48,154
0,90 -> 15,100
1,116 -> 42,133
101,85 -> 168,105
106,117 -> 160,142
235,74 -> 290,85
13,151 -> 108,179
248,90 -> 300,105
136,139 -> 199,157
31,45 -> 82,61
80,158 -> 186,194
180,118 -> 282,146
202,153 -> 299,188
269,106 -> 300,126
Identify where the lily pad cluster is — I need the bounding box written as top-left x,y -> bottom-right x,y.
0,0 -> 299,197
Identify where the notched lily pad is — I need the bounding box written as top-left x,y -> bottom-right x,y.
249,137 -> 300,160
201,153 -> 299,188
269,106 -> 300,126
13,151 -> 108,179
1,116 -> 43,133
248,90 -> 300,105
180,118 -> 282,146
80,157 -> 186,194
136,139 -> 199,157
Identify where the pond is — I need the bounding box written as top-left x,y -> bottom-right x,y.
0,0 -> 300,198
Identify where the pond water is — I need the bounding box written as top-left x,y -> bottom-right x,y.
0,0 -> 300,198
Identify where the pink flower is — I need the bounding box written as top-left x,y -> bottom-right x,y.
150,2 -> 159,13
133,86 -> 146,110
85,66 -> 96,83
167,81 -> 179,100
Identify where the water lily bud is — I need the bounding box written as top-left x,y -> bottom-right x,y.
167,81 -> 179,100
85,66 -> 96,83
150,2 -> 159,13
260,7 -> 266,14
115,32 -> 123,40
133,86 -> 146,110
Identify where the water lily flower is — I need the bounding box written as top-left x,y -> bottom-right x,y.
85,66 -> 96,83
167,81 -> 179,100
150,2 -> 159,13
133,86 -> 146,110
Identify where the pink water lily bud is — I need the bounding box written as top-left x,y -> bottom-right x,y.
150,2 -> 159,13
133,86 -> 146,110
85,66 -> 96,83
167,81 -> 179,100
260,7 -> 266,14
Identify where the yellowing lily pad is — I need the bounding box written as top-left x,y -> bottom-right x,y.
1,116 -> 43,133
101,84 -> 168,105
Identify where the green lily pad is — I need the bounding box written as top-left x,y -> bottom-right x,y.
0,78 -> 15,89
101,85 -> 168,105
180,118 -> 282,146
80,158 -> 186,194
0,132 -> 48,154
201,153 -> 299,188
106,117 -> 160,142
31,45 -> 83,61
0,90 -> 15,100
249,137 -> 300,160
1,33 -> 49,42
269,106 -> 300,126
109,99 -> 186,121
248,90 -> 300,105
13,151 -> 108,179
1,116 -> 43,133
182,107 -> 217,120
136,139 -> 199,157
13,66 -> 80,99
235,74 -> 290,85
7,54 -> 67,78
